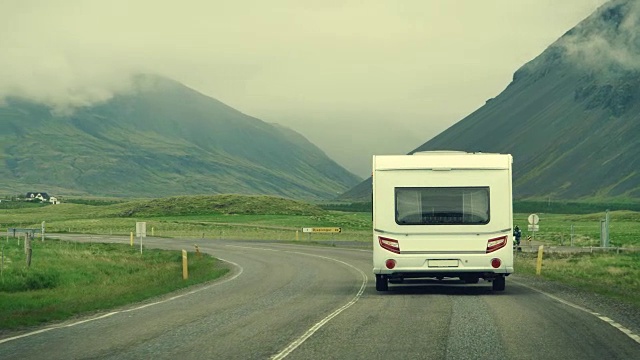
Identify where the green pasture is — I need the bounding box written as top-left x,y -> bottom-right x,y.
0,196 -> 373,243
515,251 -> 640,307
514,211 -> 640,248
2,203 -> 638,248
0,239 -> 229,330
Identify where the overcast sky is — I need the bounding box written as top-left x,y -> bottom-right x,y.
1,0 -> 608,178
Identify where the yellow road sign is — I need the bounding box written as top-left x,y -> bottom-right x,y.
302,227 -> 342,233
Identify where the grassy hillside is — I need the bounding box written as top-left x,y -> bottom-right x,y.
341,1 -> 640,202
0,75 -> 361,199
0,195 -> 371,242
0,195 -> 322,222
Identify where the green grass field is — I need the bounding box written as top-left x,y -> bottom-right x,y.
0,196 -> 373,243
0,239 -> 228,330
1,195 -> 639,330
2,197 -> 638,247
514,211 -> 640,248
515,251 -> 640,307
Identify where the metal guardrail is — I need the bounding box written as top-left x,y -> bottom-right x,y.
515,244 -> 640,254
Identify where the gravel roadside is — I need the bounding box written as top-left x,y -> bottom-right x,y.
510,273 -> 640,339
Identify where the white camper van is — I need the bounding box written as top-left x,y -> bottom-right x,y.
372,151 -> 514,291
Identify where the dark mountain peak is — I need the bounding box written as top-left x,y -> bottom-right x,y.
131,73 -> 176,87
517,0 -> 640,78
559,0 -> 639,69
0,75 -> 361,199
343,0 -> 640,202
600,0 -> 628,26
508,0 -> 640,118
128,74 -> 208,100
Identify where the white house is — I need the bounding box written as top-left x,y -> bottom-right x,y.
25,192 -> 59,204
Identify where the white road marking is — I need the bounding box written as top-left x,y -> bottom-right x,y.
512,280 -> 640,345
271,252 -> 368,360
225,244 -> 368,360
0,257 -> 243,345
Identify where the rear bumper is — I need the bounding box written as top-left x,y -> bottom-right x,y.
373,253 -> 513,278
374,269 -> 513,280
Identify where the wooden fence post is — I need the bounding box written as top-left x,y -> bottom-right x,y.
26,233 -> 32,267
182,250 -> 188,280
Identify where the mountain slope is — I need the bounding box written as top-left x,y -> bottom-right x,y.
0,75 -> 361,199
342,0 -> 640,202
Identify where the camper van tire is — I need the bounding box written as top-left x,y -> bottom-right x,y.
375,275 -> 389,291
492,276 -> 506,291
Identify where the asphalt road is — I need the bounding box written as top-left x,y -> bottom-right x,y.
1,235 -> 639,359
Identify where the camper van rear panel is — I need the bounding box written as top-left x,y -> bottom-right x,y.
372,153 -> 514,287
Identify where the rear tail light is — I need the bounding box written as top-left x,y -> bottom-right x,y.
379,236 -> 400,254
491,258 -> 502,268
385,259 -> 397,269
486,235 -> 507,253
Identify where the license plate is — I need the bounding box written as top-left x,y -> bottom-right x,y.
428,259 -> 459,268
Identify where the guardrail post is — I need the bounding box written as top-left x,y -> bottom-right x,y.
536,245 -> 544,275
182,250 -> 188,280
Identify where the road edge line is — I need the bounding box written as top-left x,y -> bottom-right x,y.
511,279 -> 640,345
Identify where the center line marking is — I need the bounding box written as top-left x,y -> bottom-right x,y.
225,244 -> 368,359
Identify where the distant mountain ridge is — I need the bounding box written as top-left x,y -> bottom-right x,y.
0,75 -> 361,199
342,0 -> 640,202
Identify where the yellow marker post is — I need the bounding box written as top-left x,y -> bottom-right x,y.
130,232 -> 133,247
296,230 -> 299,241
182,249 -> 188,280
536,245 -> 544,275
152,227 -> 154,236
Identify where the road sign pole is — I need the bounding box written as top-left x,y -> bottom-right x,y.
528,214 -> 540,242
136,222 -> 146,254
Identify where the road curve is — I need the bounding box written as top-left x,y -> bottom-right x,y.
1,235 -> 638,360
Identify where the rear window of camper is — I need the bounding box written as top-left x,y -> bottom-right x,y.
395,187 -> 490,225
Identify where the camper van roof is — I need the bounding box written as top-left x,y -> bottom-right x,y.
374,153 -> 512,171
412,151 -> 498,155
